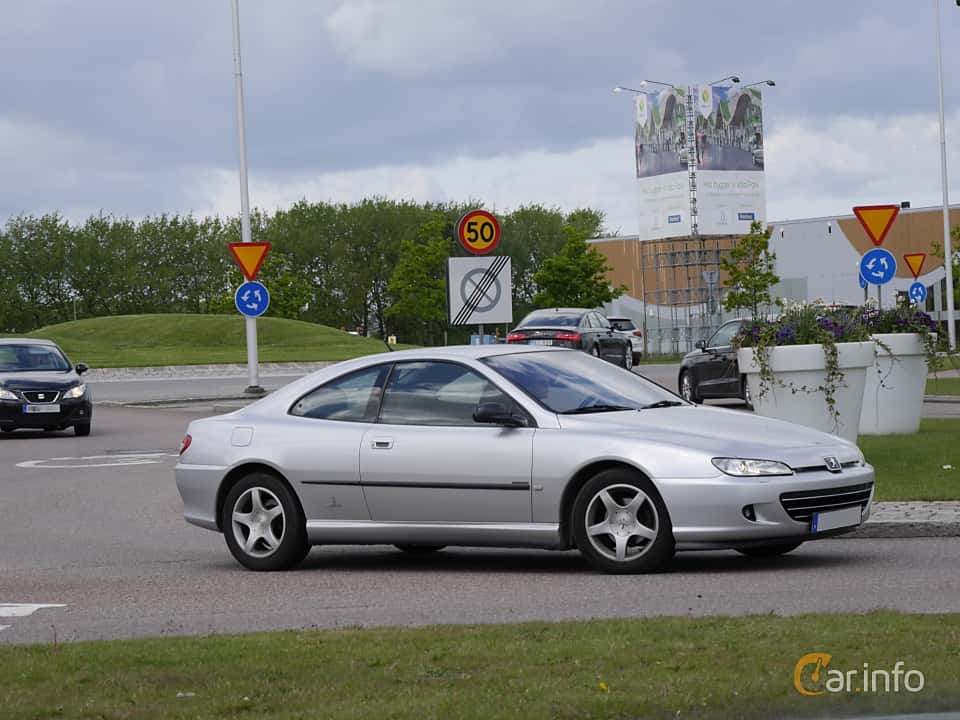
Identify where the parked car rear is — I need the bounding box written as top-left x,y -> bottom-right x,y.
606,316 -> 643,364
506,308 -> 632,369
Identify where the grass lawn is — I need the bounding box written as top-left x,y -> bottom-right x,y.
860,418 -> 960,501
8,314 -> 411,367
2,613 -> 957,719
926,376 -> 960,396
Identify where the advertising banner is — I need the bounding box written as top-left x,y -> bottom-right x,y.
694,84 -> 766,235
634,87 -> 690,239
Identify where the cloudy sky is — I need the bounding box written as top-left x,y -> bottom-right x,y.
2,0 -> 959,234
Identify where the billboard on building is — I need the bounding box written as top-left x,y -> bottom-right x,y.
694,84 -> 766,235
634,87 -> 691,239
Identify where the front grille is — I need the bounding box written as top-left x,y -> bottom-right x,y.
22,390 -> 60,404
793,460 -> 860,474
779,482 -> 873,522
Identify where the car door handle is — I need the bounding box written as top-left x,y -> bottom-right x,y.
371,437 -> 393,450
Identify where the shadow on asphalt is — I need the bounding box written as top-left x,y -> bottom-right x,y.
191,544 -> 862,575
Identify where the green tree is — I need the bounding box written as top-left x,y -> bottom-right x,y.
532,226 -> 625,308
385,217 -> 452,344
930,224 -> 960,306
721,221 -> 780,318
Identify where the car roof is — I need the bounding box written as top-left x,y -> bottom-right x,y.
0,338 -> 60,347
359,344 -> 567,363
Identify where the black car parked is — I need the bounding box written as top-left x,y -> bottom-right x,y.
677,319 -> 751,406
506,308 -> 632,369
0,339 -> 93,436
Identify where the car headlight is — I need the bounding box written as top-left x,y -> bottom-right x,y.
712,457 -> 794,477
0,388 -> 18,401
62,384 -> 86,400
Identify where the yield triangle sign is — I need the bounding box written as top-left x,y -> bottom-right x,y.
853,205 -> 900,246
903,253 -> 926,280
228,242 -> 271,281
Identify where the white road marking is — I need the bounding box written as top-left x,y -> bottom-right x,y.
0,603 -> 66,632
0,603 -> 67,617
17,453 -> 178,469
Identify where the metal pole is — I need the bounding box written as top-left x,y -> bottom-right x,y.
231,0 -> 262,392
936,0 -> 957,350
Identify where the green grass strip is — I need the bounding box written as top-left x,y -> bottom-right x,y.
861,418 -> 960,500
2,613 -> 958,719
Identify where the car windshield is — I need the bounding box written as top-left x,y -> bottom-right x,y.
518,313 -> 581,328
484,350 -> 683,414
609,319 -> 636,331
0,344 -> 72,372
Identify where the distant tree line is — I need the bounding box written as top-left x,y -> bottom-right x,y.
0,199 -> 614,344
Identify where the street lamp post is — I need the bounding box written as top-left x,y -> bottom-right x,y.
935,0 -> 957,351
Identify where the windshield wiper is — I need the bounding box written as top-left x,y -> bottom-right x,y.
640,400 -> 685,410
560,404 -> 636,415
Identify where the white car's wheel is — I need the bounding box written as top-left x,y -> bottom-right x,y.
222,472 -> 309,571
572,469 -> 674,574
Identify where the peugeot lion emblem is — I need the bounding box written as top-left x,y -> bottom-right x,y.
824,456 -> 842,473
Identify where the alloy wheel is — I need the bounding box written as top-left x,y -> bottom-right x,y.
583,483 -> 659,562
231,486 -> 286,558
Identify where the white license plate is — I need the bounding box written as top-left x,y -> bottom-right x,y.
811,505 -> 862,533
529,339 -> 554,346
23,404 -> 60,414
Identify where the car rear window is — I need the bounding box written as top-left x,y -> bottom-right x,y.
519,313 -> 581,328
609,319 -> 636,331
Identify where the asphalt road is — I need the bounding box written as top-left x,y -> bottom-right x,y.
1,405 -> 958,646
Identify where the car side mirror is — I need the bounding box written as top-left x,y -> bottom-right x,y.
75,363 -> 88,375
695,340 -> 706,350
473,402 -> 525,428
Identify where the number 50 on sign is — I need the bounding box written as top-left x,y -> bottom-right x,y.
457,210 -> 501,255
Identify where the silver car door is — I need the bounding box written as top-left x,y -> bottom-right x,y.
359,360 -> 534,523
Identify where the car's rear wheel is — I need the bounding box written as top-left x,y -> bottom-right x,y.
572,469 -> 674,574
679,370 -> 700,403
591,344 -> 601,358
74,423 -> 91,437
735,542 -> 803,557
741,376 -> 754,410
395,544 -> 446,554
222,472 -> 309,571
621,346 -> 632,370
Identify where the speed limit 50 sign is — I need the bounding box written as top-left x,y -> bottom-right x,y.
457,209 -> 501,255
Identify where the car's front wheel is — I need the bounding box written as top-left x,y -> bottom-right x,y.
679,370 -> 700,404
74,423 -> 91,437
572,469 -> 674,574
735,542 -> 803,557
222,472 -> 309,571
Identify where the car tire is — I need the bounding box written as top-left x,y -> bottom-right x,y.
632,352 -> 642,365
741,376 -> 754,410
735,542 -> 802,558
74,423 -> 91,437
222,472 -> 309,571
622,346 -> 632,370
395,544 -> 446,554
572,469 -> 674,574
591,344 -> 601,358
679,370 -> 701,404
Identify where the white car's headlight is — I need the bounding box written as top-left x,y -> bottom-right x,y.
712,457 -> 794,477
0,388 -> 18,401
62,384 -> 86,400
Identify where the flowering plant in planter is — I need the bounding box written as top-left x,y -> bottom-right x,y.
860,304 -> 941,368
734,302 -> 874,422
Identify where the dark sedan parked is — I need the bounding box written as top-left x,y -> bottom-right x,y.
677,319 -> 751,406
0,339 -> 93,436
506,308 -> 632,369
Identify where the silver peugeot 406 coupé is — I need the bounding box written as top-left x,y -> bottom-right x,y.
175,345 -> 874,574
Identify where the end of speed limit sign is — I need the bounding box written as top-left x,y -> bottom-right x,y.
457,209 -> 501,255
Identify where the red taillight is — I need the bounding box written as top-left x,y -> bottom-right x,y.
506,333 -> 526,342
179,434 -> 192,456
555,332 -> 581,342
632,330 -> 643,337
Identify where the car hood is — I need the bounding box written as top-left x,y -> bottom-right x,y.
0,371 -> 81,391
558,405 -> 860,467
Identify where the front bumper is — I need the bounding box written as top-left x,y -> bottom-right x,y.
0,398 -> 93,430
657,464 -> 875,550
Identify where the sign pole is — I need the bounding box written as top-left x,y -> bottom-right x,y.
935,0 -> 956,350
231,0 -> 262,394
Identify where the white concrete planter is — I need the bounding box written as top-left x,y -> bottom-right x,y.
737,341 -> 875,442
858,333 -> 928,435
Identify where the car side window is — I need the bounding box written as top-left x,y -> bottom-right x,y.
707,322 -> 740,349
596,315 -> 611,330
290,365 -> 390,422
583,313 -> 597,329
378,361 -> 520,427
